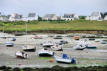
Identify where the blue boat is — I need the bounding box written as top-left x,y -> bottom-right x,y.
55,54 -> 76,64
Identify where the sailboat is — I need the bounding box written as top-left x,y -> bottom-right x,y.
22,22 -> 36,52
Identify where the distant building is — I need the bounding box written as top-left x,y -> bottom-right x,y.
22,13 -> 38,21
104,15 -> 107,20
9,13 -> 22,21
42,14 -> 57,20
0,12 -> 8,21
61,13 -> 79,21
0,15 -> 8,21
85,12 -> 102,21
57,16 -> 62,20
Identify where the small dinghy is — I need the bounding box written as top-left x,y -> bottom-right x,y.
51,43 -> 63,51
5,42 -> 14,47
22,45 -> 36,52
15,51 -> 28,59
38,49 -> 54,57
55,54 -> 76,64
73,45 -> 85,50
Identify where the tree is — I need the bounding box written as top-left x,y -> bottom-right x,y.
38,16 -> 42,21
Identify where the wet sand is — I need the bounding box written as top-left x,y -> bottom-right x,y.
0,32 -> 107,68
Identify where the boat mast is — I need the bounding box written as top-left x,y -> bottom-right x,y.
25,22 -> 28,46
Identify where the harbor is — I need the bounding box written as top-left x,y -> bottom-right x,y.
0,32 -> 107,68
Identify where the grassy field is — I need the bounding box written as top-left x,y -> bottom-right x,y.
0,20 -> 107,32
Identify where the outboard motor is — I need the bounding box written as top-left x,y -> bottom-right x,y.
71,58 -> 76,64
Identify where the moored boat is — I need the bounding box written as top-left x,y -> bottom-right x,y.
22,45 -> 36,52
38,49 -> 54,57
5,42 -> 14,47
55,54 -> 76,64
15,51 -> 28,59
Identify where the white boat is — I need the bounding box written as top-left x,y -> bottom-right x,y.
73,45 -> 85,50
15,51 -> 28,59
55,54 -> 76,64
51,44 -> 63,51
5,42 -> 14,47
22,45 -> 36,52
38,49 -> 54,57
42,41 -> 54,47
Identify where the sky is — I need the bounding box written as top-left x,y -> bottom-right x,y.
0,0 -> 107,16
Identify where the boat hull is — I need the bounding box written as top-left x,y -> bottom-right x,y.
23,49 -> 36,52
39,53 -> 54,57
86,47 -> 97,49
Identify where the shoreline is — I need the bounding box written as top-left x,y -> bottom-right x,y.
2,30 -> 107,35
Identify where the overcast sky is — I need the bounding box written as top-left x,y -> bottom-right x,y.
0,0 -> 107,16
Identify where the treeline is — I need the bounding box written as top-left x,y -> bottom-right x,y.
0,65 -> 107,71
0,19 -> 93,26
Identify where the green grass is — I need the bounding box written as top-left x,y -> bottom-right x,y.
0,20 -> 107,32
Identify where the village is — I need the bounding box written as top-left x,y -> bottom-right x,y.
0,12 -> 107,22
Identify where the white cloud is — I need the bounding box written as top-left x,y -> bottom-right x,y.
0,0 -> 107,16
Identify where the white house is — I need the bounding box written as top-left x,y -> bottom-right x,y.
27,13 -> 38,21
22,13 -> 38,21
61,14 -> 79,21
42,14 -> 57,20
9,13 -> 22,21
85,12 -> 102,21
0,16 -> 8,21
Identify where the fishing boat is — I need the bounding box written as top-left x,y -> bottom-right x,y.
55,54 -> 76,64
15,51 -> 28,59
38,49 -> 54,57
5,42 -> 14,47
22,45 -> 36,52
